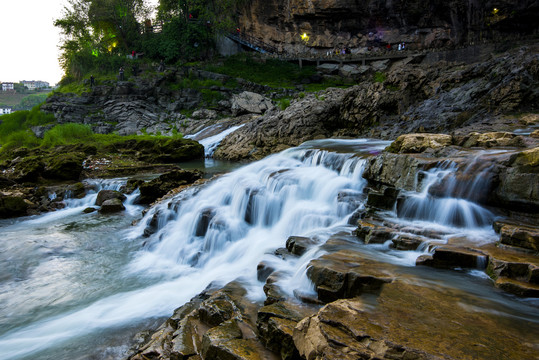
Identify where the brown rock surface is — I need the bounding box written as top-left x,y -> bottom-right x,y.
293,280 -> 539,360
307,250 -> 394,302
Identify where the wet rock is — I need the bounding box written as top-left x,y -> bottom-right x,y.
363,152 -> 436,192
257,300 -> 316,360
307,250 -> 394,302
98,198 -> 125,213
494,278 -> 539,297
460,132 -> 525,148
386,133 -> 453,153
0,195 -> 29,218
137,169 -> 203,204
263,271 -> 287,305
201,319 -> 243,357
494,147 -> 539,211
285,236 -> 317,256
95,189 -> 126,206
293,280 -> 538,360
366,187 -> 399,210
195,208 -> 216,237
130,281 -> 269,360
355,219 -> 395,244
391,234 -> 424,250
203,338 -> 269,360
496,222 -> 539,251
198,292 -> 240,327
417,246 -> 488,269
257,261 -> 275,282
83,207 -> 97,214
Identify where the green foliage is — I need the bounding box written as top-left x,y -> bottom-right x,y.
55,0 -> 149,80
1,131 -> 41,152
141,17 -> 212,63
26,107 -> 56,126
205,54 -> 316,88
0,111 -> 29,141
374,72 -> 386,83
277,98 -> 291,110
41,123 -> 94,148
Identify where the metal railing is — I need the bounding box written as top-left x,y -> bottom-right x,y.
226,33 -> 279,55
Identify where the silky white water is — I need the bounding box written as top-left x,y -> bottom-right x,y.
0,138 -> 536,359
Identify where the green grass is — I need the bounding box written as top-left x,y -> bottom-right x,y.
0,107 -> 184,157
374,72 -> 386,83
205,54 -> 317,89
277,98 -> 291,110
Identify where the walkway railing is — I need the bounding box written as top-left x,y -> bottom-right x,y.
226,33 -> 278,55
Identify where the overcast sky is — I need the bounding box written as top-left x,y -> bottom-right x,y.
0,0 -> 158,86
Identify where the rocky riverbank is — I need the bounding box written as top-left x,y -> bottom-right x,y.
127,132 -> 539,360
0,137 -> 204,218
2,42 -> 538,360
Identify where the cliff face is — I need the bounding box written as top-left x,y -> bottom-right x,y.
237,0 -> 539,53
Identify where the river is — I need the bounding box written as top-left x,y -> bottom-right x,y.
0,138 -> 537,359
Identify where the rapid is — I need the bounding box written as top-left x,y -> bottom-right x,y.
0,137 -> 537,359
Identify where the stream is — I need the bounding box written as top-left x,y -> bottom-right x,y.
0,138 -> 537,359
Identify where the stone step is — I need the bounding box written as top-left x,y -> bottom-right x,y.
494,277 -> 539,297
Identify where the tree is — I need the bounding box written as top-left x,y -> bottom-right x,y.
55,0 -> 150,80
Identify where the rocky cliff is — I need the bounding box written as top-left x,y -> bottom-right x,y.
238,0 -> 539,53
215,45 -> 539,160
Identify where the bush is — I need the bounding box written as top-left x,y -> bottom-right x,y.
278,98 -> 291,110
374,72 -> 386,83
0,111 -> 28,142
1,130 -> 40,151
41,123 -> 94,148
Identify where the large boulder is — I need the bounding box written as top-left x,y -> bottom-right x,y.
137,169 -> 203,204
0,195 -> 29,218
307,250 -> 394,303
460,132 -> 525,148
95,189 -> 126,206
98,198 -> 125,213
42,152 -> 86,181
231,91 -> 274,116
494,147 -> 539,211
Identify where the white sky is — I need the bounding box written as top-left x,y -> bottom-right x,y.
0,0 -> 158,86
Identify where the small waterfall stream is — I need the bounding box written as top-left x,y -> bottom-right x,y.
0,139 -> 536,359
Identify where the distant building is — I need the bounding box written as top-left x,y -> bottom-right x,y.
1,82 -> 14,91
20,80 -> 50,90
0,106 -> 13,115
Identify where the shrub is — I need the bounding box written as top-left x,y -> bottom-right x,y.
374,72 -> 386,83
278,98 -> 291,110
0,130 -> 40,151
41,123 -> 94,148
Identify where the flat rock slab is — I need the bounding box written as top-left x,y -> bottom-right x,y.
293,280 -> 539,360
307,250 -> 395,302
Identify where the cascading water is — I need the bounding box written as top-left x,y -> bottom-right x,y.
186,124 -> 245,157
0,139 -> 534,360
396,157 -> 496,229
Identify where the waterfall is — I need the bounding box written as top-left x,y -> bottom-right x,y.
186,124 -> 245,157
0,140 -> 509,360
129,146 -> 368,271
25,178 -> 130,225
0,141 -> 376,359
397,157 -> 496,229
